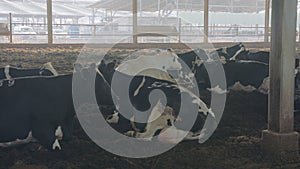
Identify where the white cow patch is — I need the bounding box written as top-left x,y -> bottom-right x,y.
52,139 -> 61,150
128,100 -> 176,139
116,49 -> 182,82
193,56 -> 203,68
157,127 -> 208,143
157,126 -> 191,144
134,76 -> 146,96
8,79 -> 15,87
176,85 -> 215,118
42,62 -> 58,76
0,131 -> 36,147
207,85 -> 228,94
220,56 -> 227,64
4,65 -> 11,80
184,129 -> 207,141
238,60 -> 269,65
295,69 -> 299,75
55,126 -> 63,140
147,99 -> 167,123
229,46 -> 245,61
106,111 -> 120,124
145,82 -> 214,118
206,57 -> 215,63
258,77 -> 269,95
229,82 -> 256,92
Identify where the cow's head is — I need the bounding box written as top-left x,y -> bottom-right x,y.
216,43 -> 245,60
227,43 -> 246,60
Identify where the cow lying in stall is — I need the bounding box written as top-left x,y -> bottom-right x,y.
172,43 -> 299,95
0,62 -> 58,80
102,43 -> 246,93
168,43 -> 245,70
194,60 -> 270,94
0,63 -> 111,150
99,60 -> 214,142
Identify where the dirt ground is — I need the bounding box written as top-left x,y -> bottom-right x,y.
0,46 -> 300,169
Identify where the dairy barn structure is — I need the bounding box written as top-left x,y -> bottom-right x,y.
0,0 -> 300,168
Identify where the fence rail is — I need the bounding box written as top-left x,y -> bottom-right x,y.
0,22 -> 277,44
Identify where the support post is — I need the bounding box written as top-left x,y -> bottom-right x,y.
9,13 -> 12,43
262,0 -> 299,158
204,0 -> 209,43
132,0 -> 138,44
264,0 -> 270,42
47,0 -> 53,44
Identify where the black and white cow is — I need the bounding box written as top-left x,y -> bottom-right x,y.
0,62 -> 57,80
195,60 -> 270,94
209,43 -> 246,60
99,61 -> 214,135
0,64 -> 110,150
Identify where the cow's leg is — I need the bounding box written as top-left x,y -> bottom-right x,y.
32,121 -> 61,150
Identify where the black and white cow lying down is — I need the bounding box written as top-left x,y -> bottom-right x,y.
0,62 -> 58,80
0,64 -> 111,150
194,60 -> 270,94
99,61 -> 214,141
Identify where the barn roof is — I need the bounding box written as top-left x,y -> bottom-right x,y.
0,0 -> 92,18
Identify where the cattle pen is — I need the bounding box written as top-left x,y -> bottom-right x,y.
1,0 -> 300,169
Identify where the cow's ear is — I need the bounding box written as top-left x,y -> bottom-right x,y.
100,60 -> 106,66
74,63 -> 83,72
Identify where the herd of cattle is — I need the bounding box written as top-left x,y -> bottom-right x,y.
0,43 -> 299,150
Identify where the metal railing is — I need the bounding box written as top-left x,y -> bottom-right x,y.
0,21 -> 275,44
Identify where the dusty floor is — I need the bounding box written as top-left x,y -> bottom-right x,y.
0,46 -> 300,169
